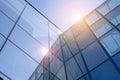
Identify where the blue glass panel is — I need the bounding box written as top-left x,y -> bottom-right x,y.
82,41 -> 108,70
18,5 -> 49,46
0,11 -> 14,37
43,69 -> 49,80
63,29 -> 74,41
50,55 -> 63,74
29,73 -> 35,80
59,36 -> 65,46
0,41 -> 38,80
108,0 -> 120,10
85,75 -> 91,80
9,26 -> 45,62
91,18 -> 113,38
56,48 -> 63,61
35,65 -> 43,80
67,39 -> 79,55
51,38 -> 61,56
62,45 -> 72,61
0,35 -> 5,49
91,61 -> 120,80
0,0 -> 26,21
112,52 -> 120,70
85,11 -> 101,26
65,58 -> 83,80
56,66 -> 66,80
97,0 -> 120,15
76,29 -> 96,50
75,53 -> 87,74
49,23 -> 60,46
106,5 -> 120,26
100,29 -> 120,56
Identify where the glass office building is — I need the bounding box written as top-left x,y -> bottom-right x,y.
29,0 -> 120,80
0,0 -> 62,80
0,0 -> 120,80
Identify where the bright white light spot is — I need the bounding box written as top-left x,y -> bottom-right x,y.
58,29 -> 63,34
73,15 -> 82,22
40,47 -> 48,56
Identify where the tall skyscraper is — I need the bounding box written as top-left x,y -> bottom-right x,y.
29,0 -> 120,80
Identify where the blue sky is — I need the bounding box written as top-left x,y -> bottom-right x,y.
28,0 -> 106,31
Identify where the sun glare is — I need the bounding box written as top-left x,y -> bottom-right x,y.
73,15 -> 82,22
40,47 -> 48,56
58,29 -> 63,34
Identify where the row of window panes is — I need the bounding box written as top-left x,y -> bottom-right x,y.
84,0 -> 120,28
85,11 -> 102,26
0,0 -> 26,21
97,0 -> 120,15
9,25 -> 45,62
50,55 -> 63,74
91,18 -> 113,38
18,5 -> 60,47
0,41 -> 38,80
100,29 -> 120,56
0,11 -> 15,37
105,5 -> 120,26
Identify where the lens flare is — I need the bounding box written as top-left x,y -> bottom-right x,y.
40,47 -> 48,56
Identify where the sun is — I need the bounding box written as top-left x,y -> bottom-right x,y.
73,15 -> 82,22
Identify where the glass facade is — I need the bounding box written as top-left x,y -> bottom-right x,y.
1,0 -> 120,80
30,0 -> 120,80
0,0 -> 61,80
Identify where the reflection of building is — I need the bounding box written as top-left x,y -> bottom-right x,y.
0,0 -> 61,80
29,0 -> 120,80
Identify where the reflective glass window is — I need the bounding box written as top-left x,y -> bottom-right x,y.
97,0 -> 120,15
0,41 -> 38,80
59,36 -> 65,46
76,29 -> 96,50
75,53 -> 87,74
50,56 -> 63,74
29,73 -> 35,80
65,58 -> 83,80
56,66 -> 66,80
43,69 -> 49,80
51,38 -> 61,56
0,11 -> 14,37
42,56 -> 50,70
62,45 -> 72,61
9,26 -> 45,62
106,6 -> 120,26
18,5 -> 49,46
118,25 -> 120,30
63,29 -> 74,41
82,41 -> 108,70
67,39 -> 79,55
112,52 -> 120,70
0,0 -> 26,21
35,65 -> 43,80
91,18 -> 113,38
91,61 -> 120,80
100,29 -> 120,56
85,11 -> 102,26
108,0 -> 120,10
0,35 -> 5,49
49,23 -> 60,46
71,20 -> 88,37
56,48 -> 63,61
